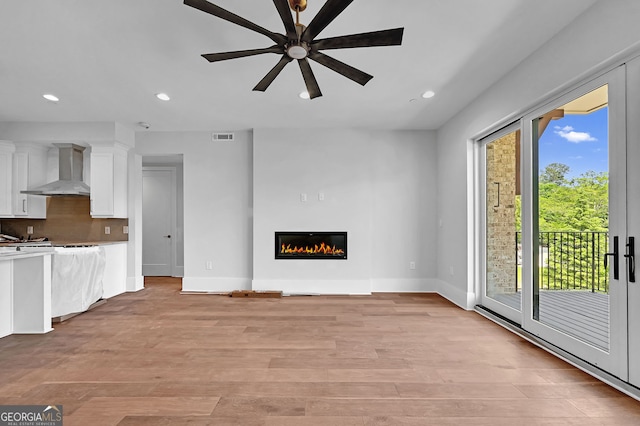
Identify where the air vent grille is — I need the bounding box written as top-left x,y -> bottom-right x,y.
212,132 -> 234,142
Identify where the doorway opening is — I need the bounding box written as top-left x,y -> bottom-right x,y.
142,155 -> 184,277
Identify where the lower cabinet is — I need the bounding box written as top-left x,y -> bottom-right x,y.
102,243 -> 128,299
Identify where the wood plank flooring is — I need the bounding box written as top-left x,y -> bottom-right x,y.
1,277 -> 639,425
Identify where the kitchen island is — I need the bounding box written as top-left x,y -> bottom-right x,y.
0,241 -> 128,338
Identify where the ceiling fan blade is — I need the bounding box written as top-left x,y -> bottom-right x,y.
184,0 -> 286,45
272,0 -> 298,40
253,55 -> 293,92
313,28 -> 404,50
302,0 -> 355,43
308,51 -> 372,86
298,58 -> 322,99
202,46 -> 282,62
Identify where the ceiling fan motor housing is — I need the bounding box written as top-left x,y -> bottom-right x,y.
287,42 -> 309,59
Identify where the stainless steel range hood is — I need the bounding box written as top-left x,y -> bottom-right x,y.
22,143 -> 90,197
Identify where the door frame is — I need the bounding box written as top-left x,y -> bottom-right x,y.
625,56 -> 640,387
520,66 -> 628,379
142,166 -> 178,277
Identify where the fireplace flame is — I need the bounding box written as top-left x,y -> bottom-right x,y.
281,242 -> 345,256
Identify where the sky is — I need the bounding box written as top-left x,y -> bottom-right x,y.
538,106 -> 608,179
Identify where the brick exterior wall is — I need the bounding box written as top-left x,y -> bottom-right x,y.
486,132 -> 517,296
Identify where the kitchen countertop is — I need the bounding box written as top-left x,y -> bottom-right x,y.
0,247 -> 53,260
49,241 -> 128,246
0,240 -> 127,247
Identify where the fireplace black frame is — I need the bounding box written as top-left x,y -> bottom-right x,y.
275,231 -> 347,260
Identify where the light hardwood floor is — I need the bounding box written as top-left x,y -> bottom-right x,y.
1,277 -> 640,425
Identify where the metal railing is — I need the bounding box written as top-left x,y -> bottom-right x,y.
516,231 -> 609,293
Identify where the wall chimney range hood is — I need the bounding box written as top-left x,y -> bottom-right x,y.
22,143 -> 90,197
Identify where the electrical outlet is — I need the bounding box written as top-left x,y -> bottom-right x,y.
318,192 -> 325,201
409,261 -> 416,270
123,225 -> 129,234
206,261 -> 213,270
300,193 -> 307,202
27,226 -> 34,235
104,226 -> 111,235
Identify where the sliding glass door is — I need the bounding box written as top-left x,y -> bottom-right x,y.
480,64 -> 640,383
626,57 -> 640,387
481,124 -> 522,323
522,67 -> 628,378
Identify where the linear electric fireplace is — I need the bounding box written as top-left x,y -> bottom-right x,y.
275,232 -> 347,259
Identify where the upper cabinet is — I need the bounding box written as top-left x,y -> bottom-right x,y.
0,142 -> 15,217
90,143 -> 129,218
13,144 -> 48,218
0,142 -> 47,219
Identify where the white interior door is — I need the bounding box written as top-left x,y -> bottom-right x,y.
142,167 -> 176,276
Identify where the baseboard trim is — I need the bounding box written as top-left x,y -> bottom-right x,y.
434,279 -> 475,310
371,278 -> 438,293
252,279 -> 372,295
182,277 -> 252,293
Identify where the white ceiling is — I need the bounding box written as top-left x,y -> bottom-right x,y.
0,0 -> 598,132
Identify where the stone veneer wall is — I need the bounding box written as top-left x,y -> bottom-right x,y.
486,132 -> 518,296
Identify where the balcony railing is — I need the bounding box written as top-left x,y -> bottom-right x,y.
516,231 -> 609,293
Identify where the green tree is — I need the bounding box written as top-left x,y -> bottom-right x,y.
540,162 -> 570,185
536,164 -> 609,292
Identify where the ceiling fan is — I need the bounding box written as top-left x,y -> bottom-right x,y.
184,0 -> 404,99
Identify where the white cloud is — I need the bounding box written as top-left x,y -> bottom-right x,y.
554,125 -> 597,143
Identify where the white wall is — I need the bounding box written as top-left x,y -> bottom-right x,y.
135,131 -> 253,292
136,128 -> 437,294
253,128 -> 437,295
437,0 -> 640,308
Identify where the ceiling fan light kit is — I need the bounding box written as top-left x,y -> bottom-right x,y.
184,0 -> 404,99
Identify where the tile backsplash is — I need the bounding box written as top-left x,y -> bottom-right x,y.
0,197 -> 128,242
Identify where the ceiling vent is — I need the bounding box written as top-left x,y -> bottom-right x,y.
212,132 -> 234,142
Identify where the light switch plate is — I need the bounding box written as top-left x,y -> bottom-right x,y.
104,226 -> 111,235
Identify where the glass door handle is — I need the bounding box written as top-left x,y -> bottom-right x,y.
604,236 -> 619,280
625,236 -> 635,283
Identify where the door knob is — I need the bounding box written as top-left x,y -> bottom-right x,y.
625,236 -> 635,283
164,235 -> 171,238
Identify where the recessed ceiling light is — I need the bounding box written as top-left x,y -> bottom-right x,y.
156,93 -> 171,101
422,90 -> 436,99
299,91 -> 310,100
43,94 -> 59,102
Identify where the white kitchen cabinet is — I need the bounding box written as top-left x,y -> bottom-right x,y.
12,144 -> 48,218
0,261 -> 12,338
0,251 -> 53,337
90,143 -> 129,218
0,141 -> 14,217
102,243 -> 127,299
